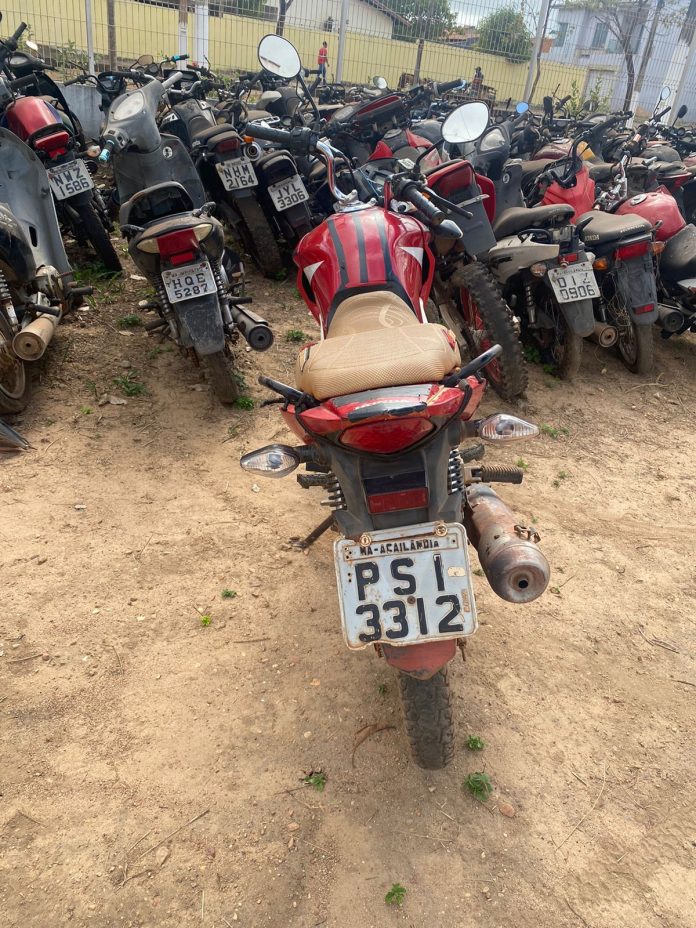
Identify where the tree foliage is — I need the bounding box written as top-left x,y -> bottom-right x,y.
385,0 -> 456,43
476,7 -> 534,62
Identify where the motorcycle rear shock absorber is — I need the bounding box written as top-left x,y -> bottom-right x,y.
524,279 -> 536,324
0,270 -> 18,327
320,473 -> 346,511
448,449 -> 465,495
153,278 -> 178,340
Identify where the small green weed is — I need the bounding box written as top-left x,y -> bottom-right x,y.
221,588 -> 237,599
113,372 -> 147,397
466,735 -> 485,751
378,682 -> 388,695
464,771 -> 493,802
302,770 -> 327,792
199,614 -> 212,627
523,345 -> 541,364
515,458 -> 528,471
553,470 -> 570,489
116,313 -> 142,328
80,406 -> 92,416
385,883 -> 407,906
286,329 -> 310,343
233,396 -> 254,410
540,423 -> 570,439
473,567 -> 484,577
233,370 -> 248,390
85,379 -> 98,399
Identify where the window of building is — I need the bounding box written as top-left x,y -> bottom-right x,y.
555,22 -> 569,48
590,21 -> 609,50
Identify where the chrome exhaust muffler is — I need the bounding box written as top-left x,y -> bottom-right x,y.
589,321 -> 618,348
464,484 -> 550,604
656,303 -> 684,333
13,309 -> 61,361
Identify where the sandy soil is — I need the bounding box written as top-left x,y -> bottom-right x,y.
1,257 -> 695,928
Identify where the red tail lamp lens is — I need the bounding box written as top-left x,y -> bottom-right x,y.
561,252 -> 578,264
339,418 -> 434,453
634,303 -> 655,315
35,130 -> 70,154
157,228 -> 198,264
614,241 -> 650,261
367,487 -> 429,514
215,137 -> 240,153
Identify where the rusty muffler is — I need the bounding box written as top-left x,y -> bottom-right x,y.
463,484 -> 550,604
12,310 -> 61,361
589,321 -> 618,348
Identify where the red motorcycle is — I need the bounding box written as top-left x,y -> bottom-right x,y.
241,56 -> 549,768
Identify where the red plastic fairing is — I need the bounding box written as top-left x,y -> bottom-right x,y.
382,639 -> 457,678
536,141 -> 572,159
294,206 -> 434,334
5,97 -> 62,141
357,93 -> 402,116
426,159 -> 473,194
340,417 -> 435,453
541,164 -> 595,221
615,188 -> 685,241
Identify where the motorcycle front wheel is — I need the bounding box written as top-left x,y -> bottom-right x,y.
397,667 -> 454,769
0,315 -> 30,415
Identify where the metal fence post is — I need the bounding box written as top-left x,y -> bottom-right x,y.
524,0 -> 551,102
336,0 -> 349,83
194,0 -> 209,63
179,0 -> 189,57
84,0 -> 95,74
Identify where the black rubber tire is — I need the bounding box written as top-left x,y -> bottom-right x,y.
0,314 -> 30,415
233,197 -> 285,279
538,292 -> 584,380
75,201 -> 122,272
398,666 -> 455,769
617,323 -> 654,375
198,349 -> 240,404
450,264 -> 528,401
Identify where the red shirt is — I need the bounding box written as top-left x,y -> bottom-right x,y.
318,47 -> 328,64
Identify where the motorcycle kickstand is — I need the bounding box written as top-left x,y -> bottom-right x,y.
287,514 -> 335,552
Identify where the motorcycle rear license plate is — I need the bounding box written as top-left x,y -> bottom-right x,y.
215,159 -> 257,190
548,261 -> 600,303
268,175 -> 309,211
47,160 -> 94,200
334,521 -> 477,651
161,260 -> 216,304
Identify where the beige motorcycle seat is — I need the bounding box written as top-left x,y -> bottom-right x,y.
295,292 -> 461,401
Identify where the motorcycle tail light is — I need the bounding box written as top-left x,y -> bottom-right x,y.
634,303 -> 655,314
614,241 -> 650,261
561,253 -> 578,264
138,227 -> 203,264
240,443 -> 300,478
363,471 -> 428,514
476,414 -> 539,442
339,418 -> 434,454
34,130 -> 70,155
214,137 -> 240,154
530,262 -> 547,277
593,256 -> 609,270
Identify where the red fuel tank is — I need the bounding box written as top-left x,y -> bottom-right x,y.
615,188 -> 685,241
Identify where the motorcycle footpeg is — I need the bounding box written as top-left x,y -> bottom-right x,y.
69,285 -> 94,298
144,317 -> 167,332
468,464 -> 524,485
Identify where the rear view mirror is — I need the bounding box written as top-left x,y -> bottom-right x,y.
26,40 -> 39,52
515,101 -> 529,114
660,85 -> 671,101
257,34 -> 301,79
677,104 -> 688,119
441,101 -> 489,144
543,95 -> 554,116
373,76 -> 387,89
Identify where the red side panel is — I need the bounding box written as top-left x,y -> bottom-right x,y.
615,189 -> 685,241
541,165 -> 595,221
5,97 -> 62,142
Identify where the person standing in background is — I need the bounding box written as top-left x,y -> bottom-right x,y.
318,41 -> 328,85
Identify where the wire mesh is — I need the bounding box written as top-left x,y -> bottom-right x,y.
4,0 -> 696,117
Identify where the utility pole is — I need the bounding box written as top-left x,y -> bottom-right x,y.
631,0 -> 664,114
673,8 -> 696,114
336,0 -> 350,83
107,0 -> 117,69
84,0 -> 95,75
178,0 -> 188,57
524,0 -> 552,102
194,0 -> 209,63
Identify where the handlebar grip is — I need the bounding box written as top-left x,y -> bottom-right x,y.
402,185 -> 446,225
161,70 -> 184,90
64,75 -> 86,87
656,106 -> 671,120
556,94 -> 571,108
10,22 -> 27,44
10,74 -> 37,91
244,123 -> 294,145
436,78 -> 464,94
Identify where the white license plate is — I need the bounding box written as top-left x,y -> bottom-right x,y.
161,260 -> 216,304
548,261 -> 600,303
215,159 -> 257,191
268,175 -> 309,212
334,521 -> 477,651
47,159 -> 94,200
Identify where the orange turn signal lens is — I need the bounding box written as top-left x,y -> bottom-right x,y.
593,257 -> 609,271
530,262 -> 547,277
652,241 -> 666,254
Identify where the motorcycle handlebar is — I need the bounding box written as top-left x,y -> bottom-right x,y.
9,73 -> 37,91
655,106 -> 671,120
161,70 -> 184,90
10,21 -> 27,45
397,182 -> 447,225
436,78 -> 464,94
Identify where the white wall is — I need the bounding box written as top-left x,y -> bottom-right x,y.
282,0 -> 393,39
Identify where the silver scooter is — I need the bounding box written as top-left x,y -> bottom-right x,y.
99,71 -> 273,403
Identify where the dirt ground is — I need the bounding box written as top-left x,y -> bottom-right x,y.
1,254 -> 695,928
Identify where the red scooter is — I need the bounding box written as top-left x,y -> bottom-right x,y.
241,39 -> 550,769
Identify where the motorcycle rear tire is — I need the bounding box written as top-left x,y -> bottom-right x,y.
617,323 -> 654,375
76,202 -> 122,272
198,349 -> 240,405
0,315 -> 30,415
234,197 -> 284,279
451,264 -> 528,402
538,292 -> 583,380
398,666 -> 454,770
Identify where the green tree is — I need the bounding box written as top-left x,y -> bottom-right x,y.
386,0 -> 456,43
476,7 -> 534,62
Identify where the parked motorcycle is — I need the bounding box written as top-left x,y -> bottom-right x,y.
99,70 -> 273,402
241,37 -> 549,769
1,21 -> 121,270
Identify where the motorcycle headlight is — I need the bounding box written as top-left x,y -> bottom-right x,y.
111,91 -> 145,121
479,127 -> 506,153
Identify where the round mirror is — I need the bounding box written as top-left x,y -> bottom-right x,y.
660,85 -> 671,101
257,34 -> 301,79
26,40 -> 39,52
373,76 -> 387,89
441,101 -> 489,144
146,62 -> 160,75
515,101 -> 529,114
677,104 -> 688,119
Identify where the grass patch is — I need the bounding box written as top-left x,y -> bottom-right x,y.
464,771 -> 493,802
112,371 -> 147,397
466,735 -> 485,751
378,682 -> 388,695
540,423 -> 569,439
221,588 -> 237,599
199,614 -> 212,627
515,458 -> 528,471
80,406 -> 92,416
302,770 -> 327,792
116,313 -> 142,328
233,396 -> 254,410
286,328 -> 310,343
385,884 -> 407,907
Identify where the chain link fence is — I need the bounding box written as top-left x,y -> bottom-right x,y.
5,0 -> 696,119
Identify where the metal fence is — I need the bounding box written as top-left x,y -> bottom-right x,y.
6,0 -> 696,118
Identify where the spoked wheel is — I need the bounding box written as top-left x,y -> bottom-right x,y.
0,314 -> 30,415
535,291 -> 583,380
397,667 -> 455,770
445,264 -> 528,402
604,283 -> 654,375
